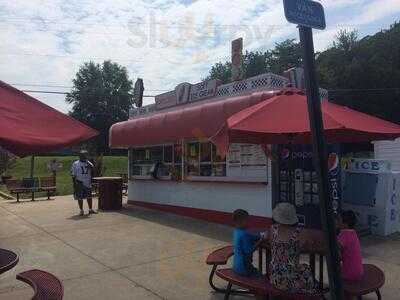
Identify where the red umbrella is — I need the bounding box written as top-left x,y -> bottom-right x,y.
0,81 -> 98,156
212,89 -> 400,155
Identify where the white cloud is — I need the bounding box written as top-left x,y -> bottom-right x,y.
0,0 -> 398,112
356,0 -> 400,25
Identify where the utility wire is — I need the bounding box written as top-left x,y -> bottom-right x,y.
12,83 -> 168,92
22,89 -> 156,97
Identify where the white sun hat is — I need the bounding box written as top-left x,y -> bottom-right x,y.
272,202 -> 299,225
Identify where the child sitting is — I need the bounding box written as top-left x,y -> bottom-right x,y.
337,210 -> 364,281
232,209 -> 264,277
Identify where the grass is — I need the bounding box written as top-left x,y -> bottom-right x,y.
1,156 -> 127,197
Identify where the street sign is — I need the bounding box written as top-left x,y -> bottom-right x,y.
283,0 -> 326,30
133,78 -> 144,108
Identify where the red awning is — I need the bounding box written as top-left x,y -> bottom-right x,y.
110,91 -> 277,148
211,89 -> 400,155
0,81 -> 98,156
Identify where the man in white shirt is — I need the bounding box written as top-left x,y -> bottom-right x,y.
71,150 -> 97,216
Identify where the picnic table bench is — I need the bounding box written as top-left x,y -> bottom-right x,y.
0,248 -> 19,275
5,177 -> 56,202
206,245 -> 234,293
343,264 -> 385,300
17,269 -> 64,300
216,268 -> 325,300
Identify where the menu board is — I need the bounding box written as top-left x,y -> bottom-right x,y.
227,144 -> 268,179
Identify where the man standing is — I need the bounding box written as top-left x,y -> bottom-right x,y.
71,150 -> 97,216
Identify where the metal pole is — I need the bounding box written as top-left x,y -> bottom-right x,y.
299,25 -> 344,300
30,155 -> 35,178
30,155 -> 35,201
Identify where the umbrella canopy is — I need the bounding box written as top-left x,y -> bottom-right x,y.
0,81 -> 98,156
212,89 -> 400,155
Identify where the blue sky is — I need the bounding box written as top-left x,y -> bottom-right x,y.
0,0 -> 399,112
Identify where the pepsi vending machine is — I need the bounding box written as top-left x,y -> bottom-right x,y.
277,145 -> 341,229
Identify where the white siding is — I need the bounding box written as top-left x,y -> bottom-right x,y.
374,139 -> 400,171
128,154 -> 273,218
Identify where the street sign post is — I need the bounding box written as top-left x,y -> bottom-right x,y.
283,0 -> 326,30
283,0 -> 344,299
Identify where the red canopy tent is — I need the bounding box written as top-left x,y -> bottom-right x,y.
211,89 -> 400,155
0,81 -> 98,156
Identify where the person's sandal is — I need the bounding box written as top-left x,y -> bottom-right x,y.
79,210 -> 84,216
89,209 -> 98,214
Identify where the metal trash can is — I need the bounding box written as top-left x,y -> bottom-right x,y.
93,177 -> 123,210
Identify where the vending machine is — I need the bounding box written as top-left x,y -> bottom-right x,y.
342,158 -> 400,236
276,144 -> 342,229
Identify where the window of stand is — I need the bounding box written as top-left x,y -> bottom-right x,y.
130,141 -> 268,182
130,144 -> 182,179
185,141 -> 226,177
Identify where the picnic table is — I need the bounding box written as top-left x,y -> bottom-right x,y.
0,248 -> 19,275
209,227 -> 385,299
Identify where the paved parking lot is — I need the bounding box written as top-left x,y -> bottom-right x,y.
0,196 -> 399,299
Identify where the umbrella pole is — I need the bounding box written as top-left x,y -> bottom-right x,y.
30,155 -> 35,201
299,26 -> 343,299
288,137 -> 294,204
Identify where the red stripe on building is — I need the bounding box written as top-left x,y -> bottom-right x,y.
128,200 -> 272,228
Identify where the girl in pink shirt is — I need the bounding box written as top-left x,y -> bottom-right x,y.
337,210 -> 364,281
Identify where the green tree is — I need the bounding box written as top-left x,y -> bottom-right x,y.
205,39 -> 302,83
317,23 -> 400,123
207,61 -> 232,84
66,60 -> 134,154
268,39 -> 302,74
333,29 -> 358,52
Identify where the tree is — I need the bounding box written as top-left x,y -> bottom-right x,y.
206,61 -> 232,84
268,39 -> 302,74
317,22 -> 400,123
205,39 -> 302,83
66,61 -> 134,154
333,29 -> 358,52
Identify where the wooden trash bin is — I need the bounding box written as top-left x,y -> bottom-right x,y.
93,177 -> 123,210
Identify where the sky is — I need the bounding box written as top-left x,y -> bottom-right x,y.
0,0 -> 399,113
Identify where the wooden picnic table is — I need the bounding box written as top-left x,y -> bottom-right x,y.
256,227 -> 327,290
0,248 -> 19,275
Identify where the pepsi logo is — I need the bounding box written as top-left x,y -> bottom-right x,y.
281,148 -> 290,159
328,153 -> 339,175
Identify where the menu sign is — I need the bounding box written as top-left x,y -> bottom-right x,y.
227,143 -> 267,179
239,144 -> 267,166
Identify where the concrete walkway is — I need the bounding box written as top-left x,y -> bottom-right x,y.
0,196 -> 399,299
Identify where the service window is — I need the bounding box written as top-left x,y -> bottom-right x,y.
173,143 -> 183,179
200,142 -> 212,176
164,145 -> 173,163
131,144 -> 183,179
186,142 -> 200,176
212,144 -> 227,176
150,146 -> 163,162
185,141 -> 227,177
